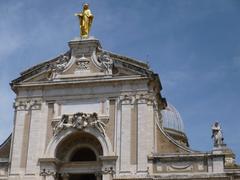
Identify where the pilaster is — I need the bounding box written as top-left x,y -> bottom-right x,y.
119,95 -> 133,173
26,101 -> 48,174
136,94 -> 154,174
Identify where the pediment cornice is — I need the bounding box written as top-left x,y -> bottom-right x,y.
11,38 -> 154,89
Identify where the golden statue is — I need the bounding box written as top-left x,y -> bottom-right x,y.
75,3 -> 94,39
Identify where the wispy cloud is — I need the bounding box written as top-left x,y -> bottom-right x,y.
233,56 -> 240,69
0,2 -> 24,60
0,33 -> 23,60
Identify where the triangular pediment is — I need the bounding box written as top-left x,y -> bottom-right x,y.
11,38 -> 152,86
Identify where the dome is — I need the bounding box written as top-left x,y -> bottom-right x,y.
161,103 -> 188,146
161,103 -> 185,133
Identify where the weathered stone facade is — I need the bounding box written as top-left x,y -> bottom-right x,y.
0,37 -> 239,180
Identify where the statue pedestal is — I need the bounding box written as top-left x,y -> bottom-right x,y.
51,36 -> 113,78
212,145 -> 236,167
68,37 -> 102,58
212,144 -> 227,154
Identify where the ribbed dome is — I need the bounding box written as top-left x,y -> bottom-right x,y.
161,103 -> 185,133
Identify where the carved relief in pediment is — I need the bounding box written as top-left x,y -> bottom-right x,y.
95,52 -> 113,75
47,51 -> 113,80
48,54 -> 70,80
44,39 -> 114,80
75,55 -> 91,72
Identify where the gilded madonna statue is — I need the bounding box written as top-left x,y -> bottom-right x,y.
75,3 -> 94,39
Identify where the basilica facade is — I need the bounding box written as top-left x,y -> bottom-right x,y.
0,9 -> 240,179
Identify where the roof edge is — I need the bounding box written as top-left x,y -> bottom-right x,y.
0,134 -> 12,150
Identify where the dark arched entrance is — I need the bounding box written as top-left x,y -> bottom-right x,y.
70,147 -> 97,162
55,132 -> 103,180
69,174 -> 96,180
56,131 -> 103,162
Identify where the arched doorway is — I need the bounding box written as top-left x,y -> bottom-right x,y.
55,132 -> 103,180
70,147 -> 97,162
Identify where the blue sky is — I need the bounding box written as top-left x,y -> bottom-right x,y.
0,0 -> 240,162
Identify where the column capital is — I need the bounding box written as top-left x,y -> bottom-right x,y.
40,168 -> 57,178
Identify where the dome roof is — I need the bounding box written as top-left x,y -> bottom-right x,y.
161,103 -> 185,133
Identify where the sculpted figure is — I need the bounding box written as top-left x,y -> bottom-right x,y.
89,113 -> 106,135
91,119 -> 106,135
211,122 -> 224,147
72,112 -> 88,129
53,115 -> 71,135
53,112 -> 106,136
48,54 -> 69,80
98,53 -> 113,75
75,3 -> 94,39
55,55 -> 69,71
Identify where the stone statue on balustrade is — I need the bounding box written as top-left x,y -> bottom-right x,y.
211,122 -> 224,147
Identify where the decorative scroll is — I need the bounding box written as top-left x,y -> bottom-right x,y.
48,54 -> 70,79
102,167 -> 115,175
53,112 -> 106,136
91,50 -> 113,75
119,93 -> 155,105
40,168 -> 57,178
94,167 -> 116,177
136,93 -> 154,105
97,53 -> 113,75
14,99 -> 42,111
120,94 -> 133,105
